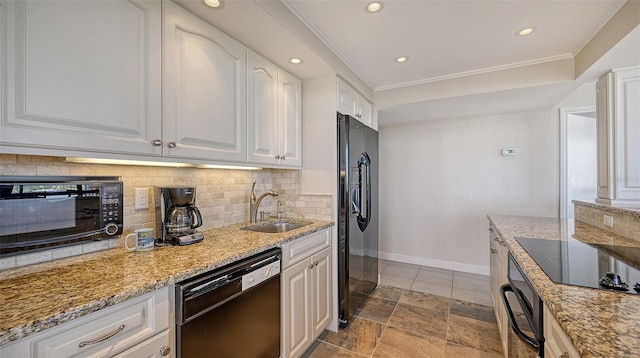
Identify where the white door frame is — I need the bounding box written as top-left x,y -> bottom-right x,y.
560,105 -> 596,219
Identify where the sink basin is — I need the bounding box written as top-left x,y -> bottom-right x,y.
242,221 -> 310,233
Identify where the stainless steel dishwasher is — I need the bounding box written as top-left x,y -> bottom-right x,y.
175,248 -> 281,358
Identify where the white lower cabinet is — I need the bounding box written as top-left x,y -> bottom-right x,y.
544,304 -> 580,358
0,287 -> 172,358
489,225 -> 509,357
281,229 -> 332,358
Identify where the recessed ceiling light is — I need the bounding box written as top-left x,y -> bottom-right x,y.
516,27 -> 536,36
203,0 -> 221,8
366,2 -> 383,13
395,56 -> 408,63
289,58 -> 303,65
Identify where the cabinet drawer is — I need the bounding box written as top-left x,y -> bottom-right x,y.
3,287 -> 171,358
282,229 -> 330,268
112,329 -> 171,358
544,304 -> 580,358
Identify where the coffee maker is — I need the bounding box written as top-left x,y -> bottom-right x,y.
155,187 -> 204,245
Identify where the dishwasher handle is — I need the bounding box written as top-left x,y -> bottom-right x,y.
500,284 -> 541,350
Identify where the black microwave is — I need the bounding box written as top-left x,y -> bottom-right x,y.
0,176 -> 123,257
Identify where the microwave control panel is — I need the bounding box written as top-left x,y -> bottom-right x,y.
101,183 -> 123,232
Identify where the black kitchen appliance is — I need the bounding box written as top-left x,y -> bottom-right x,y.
515,237 -> 640,294
501,252 -> 544,357
156,187 -> 203,245
0,176 -> 123,256
337,112 -> 379,327
175,248 -> 281,358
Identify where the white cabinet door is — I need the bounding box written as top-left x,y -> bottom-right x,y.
337,78 -> 375,130
247,53 -> 302,168
596,67 -> 640,207
489,226 -> 508,356
357,98 -> 373,128
0,0 -> 162,155
311,247 -> 332,337
163,1 -> 247,162
337,78 -> 358,117
282,258 -> 312,358
596,73 -> 614,201
247,52 -> 279,165
613,67 -> 640,203
278,70 -> 302,167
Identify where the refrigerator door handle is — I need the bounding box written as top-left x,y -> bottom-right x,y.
357,153 -> 371,231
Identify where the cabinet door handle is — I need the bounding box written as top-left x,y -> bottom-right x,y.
78,324 -> 125,347
160,346 -> 171,356
168,142 -> 177,148
152,139 -> 162,146
308,264 -> 314,269
275,155 -> 281,160
560,353 -> 569,358
314,261 -> 318,267
490,248 -> 497,254
281,155 -> 285,160
499,240 -> 506,246
493,237 -> 499,242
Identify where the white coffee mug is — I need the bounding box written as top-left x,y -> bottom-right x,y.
125,228 -> 155,252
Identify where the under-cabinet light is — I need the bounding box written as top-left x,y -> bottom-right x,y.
65,157 -> 262,170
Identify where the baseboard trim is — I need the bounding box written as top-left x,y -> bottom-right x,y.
378,251 -> 490,276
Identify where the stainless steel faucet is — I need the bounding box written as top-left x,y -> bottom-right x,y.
250,181 -> 279,223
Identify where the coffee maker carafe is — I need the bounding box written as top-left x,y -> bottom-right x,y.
156,187 -> 204,245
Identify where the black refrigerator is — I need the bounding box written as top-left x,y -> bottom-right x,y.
337,112 -> 379,327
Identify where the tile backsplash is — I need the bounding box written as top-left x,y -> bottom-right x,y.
0,154 -> 333,268
573,200 -> 640,242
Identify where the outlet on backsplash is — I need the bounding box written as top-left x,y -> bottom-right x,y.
603,215 -> 614,227
573,200 -> 640,242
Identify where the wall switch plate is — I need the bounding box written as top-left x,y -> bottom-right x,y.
501,148 -> 517,156
135,187 -> 149,210
603,215 -> 614,227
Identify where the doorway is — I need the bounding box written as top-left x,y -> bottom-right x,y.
560,106 -> 597,219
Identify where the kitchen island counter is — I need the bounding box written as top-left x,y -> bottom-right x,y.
0,219 -> 333,346
489,215 -> 640,358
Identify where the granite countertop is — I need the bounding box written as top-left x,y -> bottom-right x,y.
0,219 -> 334,346
488,215 -> 640,358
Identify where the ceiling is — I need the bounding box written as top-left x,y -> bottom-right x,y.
286,0 -> 624,90
177,0 -> 639,125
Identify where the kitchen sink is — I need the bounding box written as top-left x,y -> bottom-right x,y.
242,221 -> 310,233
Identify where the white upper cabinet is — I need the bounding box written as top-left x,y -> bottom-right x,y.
278,70 -> 302,167
0,0 -> 163,155
337,78 -> 374,129
247,52 -> 279,164
163,1 -> 247,162
248,51 -> 302,167
596,66 -> 640,208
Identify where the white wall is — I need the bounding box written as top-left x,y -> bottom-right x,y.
378,110 -> 560,273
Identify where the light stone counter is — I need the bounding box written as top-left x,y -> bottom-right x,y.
0,219 -> 333,346
488,215 -> 640,358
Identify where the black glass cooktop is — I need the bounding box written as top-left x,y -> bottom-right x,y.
515,237 -> 640,294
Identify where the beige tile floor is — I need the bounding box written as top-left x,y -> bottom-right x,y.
302,259 -> 501,358
378,259 -> 492,306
